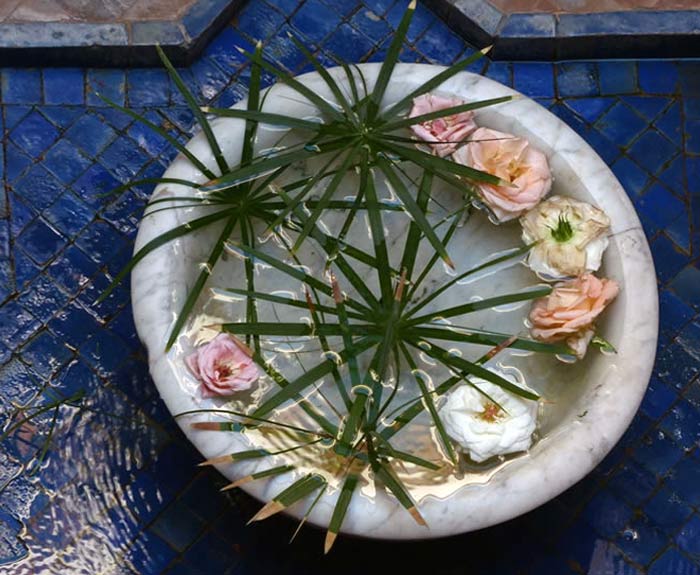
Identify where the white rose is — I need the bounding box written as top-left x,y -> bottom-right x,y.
520,195 -> 610,280
439,376 -> 538,463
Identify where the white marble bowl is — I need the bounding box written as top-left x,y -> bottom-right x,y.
131,64 -> 658,539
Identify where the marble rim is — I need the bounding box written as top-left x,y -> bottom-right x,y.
131,63 -> 659,540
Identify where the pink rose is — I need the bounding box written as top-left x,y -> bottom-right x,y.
529,274 -> 619,359
186,333 -> 259,397
409,94 -> 477,157
453,127 -> 552,223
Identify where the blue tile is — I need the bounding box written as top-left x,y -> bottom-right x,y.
632,429 -> 685,477
125,529 -> 177,574
513,63 -> 555,99
324,23 -> 376,63
0,357 -> 40,405
667,453 -> 700,506
615,516 -> 668,567
641,376 -> 678,420
623,96 -> 671,122
660,399 -> 700,450
184,529 -> 241,574
42,140 -> 92,185
39,106 -> 83,130
2,69 -> 42,104
87,69 -> 126,106
202,26 -> 253,74
598,61 -> 637,95
564,97 -> 614,124
671,265 -> 700,309
557,62 -> 599,97
596,102 -> 648,147
415,20 -> 466,65
638,183 -> 686,233
351,7 -> 392,43
128,69 -> 171,107
80,329 -> 132,379
645,485 -> 693,535
16,275 -> 69,324
677,515 -> 700,561
582,490 -> 632,538
649,548 -> 700,575
385,0 -> 435,42
189,58 -> 230,102
127,111 -> 172,157
660,289 -> 695,341
238,0 -> 286,42
0,300 -> 40,351
685,98 -> 700,120
655,101 -> 683,146
151,500 -> 206,552
638,61 -> 679,94
608,459 -> 657,507
484,61 -> 512,87
42,69 -> 84,105
20,329 -> 73,379
611,156 -> 650,198
16,218 -> 66,266
12,165 -> 64,212
13,246 -> 42,292
677,320 -> 700,368
9,111 -> 60,158
3,142 -> 31,184
44,191 -> 95,238
321,0 -> 361,16
65,113 -> 118,158
629,129 -> 678,174
659,154 -> 685,195
47,244 -> 98,295
655,339 -> 700,390
47,303 -> 101,349
98,137 -> 150,184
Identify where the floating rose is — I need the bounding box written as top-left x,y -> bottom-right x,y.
186,333 -> 260,397
453,127 -> 552,223
521,195 -> 611,280
529,274 -> 619,359
409,94 -> 477,157
439,376 -> 538,463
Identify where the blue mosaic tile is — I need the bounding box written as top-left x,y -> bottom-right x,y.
615,516 -> 668,567
386,0 -> 436,42
608,459 -> 657,507
629,129 -> 678,175
670,265 -> 700,309
20,329 -> 73,379
677,514 -> 700,561
632,428 -> 685,477
598,61 -> 637,95
9,111 -> 60,158
189,58 -> 232,102
98,137 -> 150,183
42,69 -> 85,105
2,69 -> 42,104
623,96 -> 671,122
414,20 -> 465,64
513,63 -> 555,99
582,490 -> 633,539
564,97 -> 614,124
42,140 -> 93,185
87,69 -> 126,106
151,500 -> 206,552
324,23 -> 376,63
484,61 -> 512,86
645,485 -> 693,535
4,141 -> 33,184
649,548 -> 700,575
12,164 -> 65,212
638,183 -> 687,235
638,61 -> 679,94
124,529 -> 177,574
596,102 -> 648,148
610,156 -> 650,198
666,454 -> 700,507
557,62 -> 599,97
238,0 -> 286,43
44,191 -> 95,238
641,375 -> 678,420
351,7 -> 392,44
658,155 -> 685,196
16,275 -> 70,324
16,218 -> 66,266
39,106 -> 84,130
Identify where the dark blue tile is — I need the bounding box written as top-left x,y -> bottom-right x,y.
98,137 -> 150,184
96,106 -> 134,131
128,69 -> 171,107
16,274 -> 69,324
184,529 -> 241,574
202,26 -> 253,74
20,329 -> 73,379
582,490 -> 632,539
4,141 -> 33,183
415,20 -> 466,65
608,459 -> 657,507
87,69 -> 126,106
385,0 -> 435,42
9,111 -> 60,158
659,154 -> 685,195
649,548 -> 700,575
677,321 -> 700,371
16,218 -> 66,266
72,163 -> 121,210
557,62 -> 599,98
660,289 -> 695,341
47,303 -> 101,350
598,61 -> 637,95
80,329 -> 132,379
43,69 -> 84,105
39,106 -> 83,130
641,376 -> 678,420
623,96 -> 671,122
596,102 -> 647,147
581,126 -> 621,165
238,0 -> 286,42
645,485 -> 693,535
64,113 -> 118,158
0,357 -> 40,404
655,101 -> 683,147
125,529 -> 177,574
670,265 -> 700,309
660,398 -> 700,451
0,299 -> 40,351
677,515 -> 700,561
12,164 -> 64,212
685,98 -> 700,120
42,140 -> 92,185
638,183 -> 686,234
127,111 -> 172,157
44,191 -> 95,237
484,61 -> 512,87
629,129 -> 678,174
616,517 -> 667,567
13,245 -> 42,292
351,7 -> 392,43
180,473 -> 229,522
564,97 -> 614,124
513,63 -> 555,99
655,339 -> 700,390
47,244 -> 98,295
632,429 -> 685,477
2,69 -> 42,104
638,61 -> 679,94
611,156 -> 650,198
189,58 -> 230,102
324,23 -> 375,63
74,220 -> 129,266
321,0 -> 361,16
151,500 -> 206,552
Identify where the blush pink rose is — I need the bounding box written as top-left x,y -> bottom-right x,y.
186,333 -> 259,397
453,127 -> 552,223
409,94 -> 477,157
529,274 -> 619,359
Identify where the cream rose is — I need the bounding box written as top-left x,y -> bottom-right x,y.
453,127 -> 552,223
186,333 -> 260,397
409,93 -> 477,157
529,274 -> 619,359
521,195 -> 611,279
440,376 -> 538,463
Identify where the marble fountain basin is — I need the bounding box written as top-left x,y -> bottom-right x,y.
131,63 -> 658,539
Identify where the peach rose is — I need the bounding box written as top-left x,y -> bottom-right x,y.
529,274 -> 619,359
409,94 -> 477,157
186,333 -> 259,397
453,127 -> 552,223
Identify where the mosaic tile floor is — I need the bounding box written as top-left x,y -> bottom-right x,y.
0,0 -> 699,573
487,0 -> 700,14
